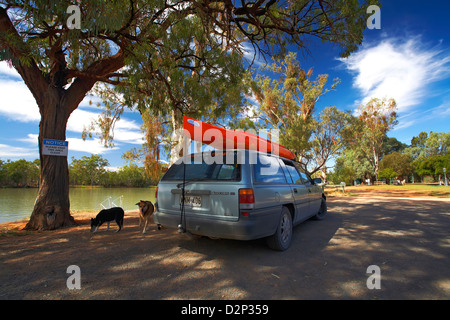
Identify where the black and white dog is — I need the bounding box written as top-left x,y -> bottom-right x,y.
90,207 -> 124,233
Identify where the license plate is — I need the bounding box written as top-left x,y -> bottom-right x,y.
181,195 -> 202,207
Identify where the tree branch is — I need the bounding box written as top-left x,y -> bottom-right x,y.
0,7 -> 48,106
65,49 -> 126,115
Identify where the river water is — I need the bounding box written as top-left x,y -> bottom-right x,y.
0,187 -> 157,223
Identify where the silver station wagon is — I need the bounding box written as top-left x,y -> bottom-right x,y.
154,149 -> 327,250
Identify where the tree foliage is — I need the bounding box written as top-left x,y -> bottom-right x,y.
406,131 -> 450,160
379,152 -> 414,178
69,154 -> 109,186
355,97 -> 398,180
248,52 -> 353,175
0,159 -> 40,187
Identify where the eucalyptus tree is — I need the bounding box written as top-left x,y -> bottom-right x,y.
356,97 -> 398,180
249,52 -> 353,176
0,0 -> 374,230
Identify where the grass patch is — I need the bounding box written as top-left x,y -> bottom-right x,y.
345,184 -> 450,198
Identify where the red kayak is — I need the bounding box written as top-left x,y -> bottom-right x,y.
183,116 -> 295,160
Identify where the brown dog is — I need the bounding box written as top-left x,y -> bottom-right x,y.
135,200 -> 154,234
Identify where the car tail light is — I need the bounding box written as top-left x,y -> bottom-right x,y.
239,188 -> 254,210
155,186 -> 158,200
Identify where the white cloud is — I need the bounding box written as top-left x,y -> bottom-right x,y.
67,108 -> 143,145
340,37 -> 450,112
0,143 -> 37,158
17,133 -> 39,145
0,74 -> 143,147
0,61 -> 21,78
0,79 -> 40,122
11,133 -> 117,156
67,137 -> 119,155
427,101 -> 450,118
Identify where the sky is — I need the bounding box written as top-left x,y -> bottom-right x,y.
0,0 -> 449,169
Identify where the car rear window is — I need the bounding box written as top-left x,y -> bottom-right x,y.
162,152 -> 241,181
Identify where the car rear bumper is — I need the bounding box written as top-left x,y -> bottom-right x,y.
154,206 -> 279,241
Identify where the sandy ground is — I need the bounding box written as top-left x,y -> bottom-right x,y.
0,191 -> 449,300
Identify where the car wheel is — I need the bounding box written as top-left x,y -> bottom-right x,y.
267,206 -> 293,251
313,197 -> 327,220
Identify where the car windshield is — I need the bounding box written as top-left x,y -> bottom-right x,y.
162,151 -> 241,181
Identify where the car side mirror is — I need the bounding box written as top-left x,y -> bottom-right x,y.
313,178 -> 322,184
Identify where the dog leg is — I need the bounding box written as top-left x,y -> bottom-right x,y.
116,220 -> 123,232
143,218 -> 148,234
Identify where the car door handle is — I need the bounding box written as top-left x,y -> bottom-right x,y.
308,189 -> 311,193
293,188 -> 298,193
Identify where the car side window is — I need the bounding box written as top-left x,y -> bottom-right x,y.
294,163 -> 312,186
253,155 -> 287,184
283,161 -> 303,184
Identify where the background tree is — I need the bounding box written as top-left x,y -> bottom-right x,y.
0,159 -> 39,187
377,168 -> 398,182
355,97 -> 398,180
329,148 -> 373,185
409,131 -> 450,159
378,152 -> 414,182
248,52 -> 353,175
69,154 -> 109,186
414,152 -> 450,182
302,106 -> 354,178
381,136 -> 408,158
0,0 -> 375,230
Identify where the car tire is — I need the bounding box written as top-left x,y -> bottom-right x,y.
267,206 -> 293,251
313,196 -> 327,220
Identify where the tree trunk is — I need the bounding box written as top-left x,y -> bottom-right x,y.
373,146 -> 379,181
169,108 -> 186,165
24,93 -> 75,230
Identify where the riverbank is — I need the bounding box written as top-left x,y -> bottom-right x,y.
0,211 -> 123,235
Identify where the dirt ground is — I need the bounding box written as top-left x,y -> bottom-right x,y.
0,192 -> 449,300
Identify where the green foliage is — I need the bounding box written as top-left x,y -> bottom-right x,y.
0,159 -> 39,187
354,97 -> 398,179
405,131 -> 450,160
69,154 -> 109,186
378,168 -> 398,181
382,137 -> 407,157
379,152 -> 414,177
101,164 -> 161,188
0,156 -> 160,187
329,148 -> 373,185
414,152 -> 450,180
67,154 -> 161,187
248,52 -> 353,175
